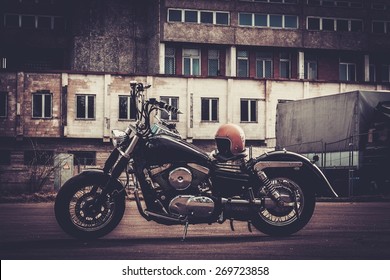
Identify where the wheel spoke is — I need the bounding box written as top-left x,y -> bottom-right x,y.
68,185 -> 115,231
259,177 -> 304,226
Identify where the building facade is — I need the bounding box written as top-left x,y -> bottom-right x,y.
1,0 -> 390,191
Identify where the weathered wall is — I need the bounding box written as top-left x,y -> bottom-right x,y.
69,0 -> 160,73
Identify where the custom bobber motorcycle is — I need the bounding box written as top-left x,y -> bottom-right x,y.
55,81 -> 337,240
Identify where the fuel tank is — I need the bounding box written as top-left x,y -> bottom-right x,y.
144,134 -> 211,166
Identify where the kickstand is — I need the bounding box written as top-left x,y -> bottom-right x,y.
229,219 -> 235,231
181,222 -> 189,241
247,221 -> 252,233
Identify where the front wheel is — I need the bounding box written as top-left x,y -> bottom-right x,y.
54,173 -> 126,240
251,170 -> 316,236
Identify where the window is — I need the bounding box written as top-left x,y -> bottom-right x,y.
0,151 -> 11,165
32,91 -> 52,118
76,94 -> 95,119
307,17 -> 362,32
70,151 -> 96,166
167,9 -> 229,25
0,92 -> 7,117
201,98 -> 218,122
256,52 -> 273,78
168,9 -> 182,22
240,13 -> 298,29
255,14 -> 267,27
200,11 -> 213,24
216,12 -> 229,25
185,10 -> 198,23
382,65 -> 390,82
337,19 -> 348,31
160,97 -> 179,121
305,54 -> 318,80
307,17 -> 320,30
24,150 -> 54,166
339,62 -> 356,81
183,49 -> 200,76
1,57 -> 6,69
4,14 -> 20,28
247,0 -> 298,3
284,15 -> 298,28
53,17 -> 66,31
280,53 -> 291,78
208,50 -> 220,76
21,15 -> 36,28
165,47 -> 175,75
37,16 -> 51,29
119,96 -> 136,120
237,50 -> 249,77
372,21 -> 386,34
369,64 -> 376,82
241,99 -> 257,122
322,18 -> 335,31
239,13 -> 253,26
351,20 -> 363,32
270,15 -> 283,28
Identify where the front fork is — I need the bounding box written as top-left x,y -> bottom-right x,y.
94,135 -> 140,207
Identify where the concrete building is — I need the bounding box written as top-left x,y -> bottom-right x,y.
1,0 -> 390,191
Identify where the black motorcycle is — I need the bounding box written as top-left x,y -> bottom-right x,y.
55,81 -> 337,240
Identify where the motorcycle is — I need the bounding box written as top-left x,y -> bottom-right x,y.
55,81 -> 338,240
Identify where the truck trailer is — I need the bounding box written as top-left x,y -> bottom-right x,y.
276,91 -> 390,196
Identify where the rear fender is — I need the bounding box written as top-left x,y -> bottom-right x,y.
254,150 -> 338,197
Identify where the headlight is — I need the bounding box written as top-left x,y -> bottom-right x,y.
111,129 -> 129,148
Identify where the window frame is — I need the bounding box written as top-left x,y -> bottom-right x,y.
304,55 -> 318,80
32,91 -> 52,119
239,13 -> 298,29
382,64 -> 390,82
183,48 -> 201,76
70,151 -> 97,167
240,99 -> 258,123
201,98 -> 219,122
164,47 -> 176,75
0,92 -> 7,118
307,16 -> 363,32
280,53 -> 291,79
237,50 -> 249,78
256,52 -> 273,78
167,9 -> 230,26
208,49 -> 220,76
339,62 -> 356,82
76,94 -> 96,120
119,95 -> 136,121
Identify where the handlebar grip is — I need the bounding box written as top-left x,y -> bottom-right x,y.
148,99 -> 182,114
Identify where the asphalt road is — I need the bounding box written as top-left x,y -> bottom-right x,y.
1,201 -> 390,260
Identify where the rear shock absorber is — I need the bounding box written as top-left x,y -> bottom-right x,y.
255,169 -> 284,207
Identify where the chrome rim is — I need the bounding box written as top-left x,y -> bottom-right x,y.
69,185 -> 115,231
259,177 -> 304,226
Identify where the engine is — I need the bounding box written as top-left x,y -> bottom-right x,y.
148,163 -> 215,218
149,163 -> 210,192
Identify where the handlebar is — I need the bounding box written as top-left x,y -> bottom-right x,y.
129,81 -> 182,137
148,98 -> 182,114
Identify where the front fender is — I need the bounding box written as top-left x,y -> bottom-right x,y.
64,169 -> 124,192
255,150 -> 338,197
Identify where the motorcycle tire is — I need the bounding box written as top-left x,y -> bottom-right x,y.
54,173 -> 126,240
251,169 -> 316,236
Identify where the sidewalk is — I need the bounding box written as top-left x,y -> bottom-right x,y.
317,194 -> 390,202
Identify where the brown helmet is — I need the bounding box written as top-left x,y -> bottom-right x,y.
215,123 -> 246,157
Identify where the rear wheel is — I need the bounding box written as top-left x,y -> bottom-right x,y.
251,170 -> 315,236
55,174 -> 126,240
